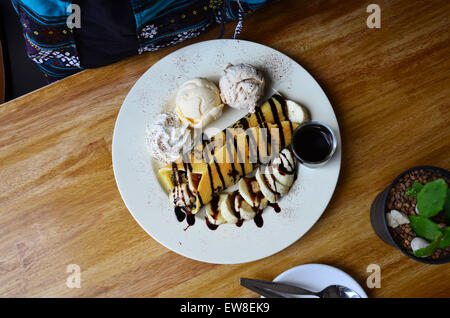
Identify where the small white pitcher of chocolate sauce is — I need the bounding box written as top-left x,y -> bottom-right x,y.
291,120 -> 337,167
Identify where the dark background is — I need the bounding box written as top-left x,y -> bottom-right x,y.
0,0 -> 47,102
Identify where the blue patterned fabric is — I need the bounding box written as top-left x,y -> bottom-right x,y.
12,0 -> 272,82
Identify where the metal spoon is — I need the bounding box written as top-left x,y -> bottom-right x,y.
240,278 -> 361,298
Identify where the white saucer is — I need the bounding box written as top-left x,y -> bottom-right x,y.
272,264 -> 368,298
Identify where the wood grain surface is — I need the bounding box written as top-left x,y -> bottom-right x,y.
0,0 -> 449,297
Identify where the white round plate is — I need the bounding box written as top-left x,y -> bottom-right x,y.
273,264 -> 368,298
112,39 -> 341,264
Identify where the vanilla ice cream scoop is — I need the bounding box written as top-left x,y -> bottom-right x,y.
219,63 -> 265,113
175,78 -> 224,128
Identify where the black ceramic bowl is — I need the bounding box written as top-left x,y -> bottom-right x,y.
370,165 -> 450,264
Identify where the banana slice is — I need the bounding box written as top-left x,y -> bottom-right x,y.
235,193 -> 257,220
220,192 -> 240,224
286,100 -> 309,123
238,177 -> 268,210
205,194 -> 227,225
255,167 -> 278,203
262,170 -> 290,196
272,149 -> 296,187
272,163 -> 294,187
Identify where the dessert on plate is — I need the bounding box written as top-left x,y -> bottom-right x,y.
147,63 -> 310,229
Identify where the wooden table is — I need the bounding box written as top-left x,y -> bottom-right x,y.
0,0 -> 449,297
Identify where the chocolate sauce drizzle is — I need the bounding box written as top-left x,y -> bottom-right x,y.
206,219 -> 219,230
174,206 -> 186,222
269,202 -> 281,213
233,133 -> 246,176
174,206 -> 196,226
225,128 -> 239,183
268,98 -> 285,150
254,212 -> 264,228
205,196 -> 220,230
213,157 -> 226,192
171,162 -> 197,227
229,191 -> 241,223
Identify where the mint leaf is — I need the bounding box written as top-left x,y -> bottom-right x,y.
444,189 -> 450,223
409,215 -> 442,241
417,178 -> 448,218
405,181 -> 423,198
414,232 -> 443,258
439,227 -> 450,248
